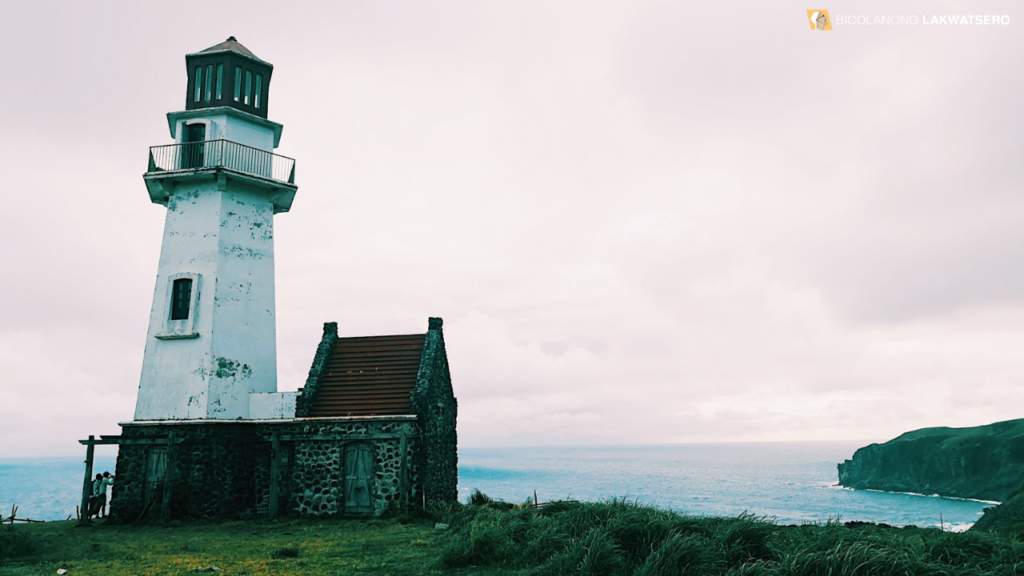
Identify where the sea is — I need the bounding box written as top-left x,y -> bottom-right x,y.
0,442 -> 993,530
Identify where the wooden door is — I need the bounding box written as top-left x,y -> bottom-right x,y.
144,447 -> 167,507
344,444 -> 374,516
183,123 -> 206,168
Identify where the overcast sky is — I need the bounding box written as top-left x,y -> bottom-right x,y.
1,1 -> 1022,457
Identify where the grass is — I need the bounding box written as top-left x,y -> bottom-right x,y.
4,495 -> 1024,575
434,496 -> 1024,575
0,530 -> 37,562
0,517 -> 479,576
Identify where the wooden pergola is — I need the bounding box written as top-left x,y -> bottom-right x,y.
77,433 -> 181,526
77,431 -> 290,525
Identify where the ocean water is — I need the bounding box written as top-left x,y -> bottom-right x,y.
0,455 -> 118,522
457,443 -> 992,530
0,443 -> 992,529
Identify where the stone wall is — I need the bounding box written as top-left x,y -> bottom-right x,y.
411,318 -> 459,505
289,418 -> 420,516
290,317 -> 459,507
293,322 -> 338,418
110,417 -> 420,522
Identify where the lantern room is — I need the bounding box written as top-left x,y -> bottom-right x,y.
184,36 -> 273,119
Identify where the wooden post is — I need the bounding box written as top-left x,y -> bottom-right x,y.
269,432 -> 280,520
77,436 -> 95,527
160,431 -> 176,523
398,432 -> 408,512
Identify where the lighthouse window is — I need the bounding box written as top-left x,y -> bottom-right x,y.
216,64 -> 223,100
205,65 -> 213,102
170,278 -> 193,321
255,74 -> 262,109
244,70 -> 252,105
234,66 -> 242,101
193,66 -> 203,102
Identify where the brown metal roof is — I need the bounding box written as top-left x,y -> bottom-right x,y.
305,334 -> 425,417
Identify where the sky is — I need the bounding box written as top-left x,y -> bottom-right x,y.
1,1 -> 1023,457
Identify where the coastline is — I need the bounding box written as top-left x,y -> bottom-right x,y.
3,446 -> 992,528
830,483 -> 1002,506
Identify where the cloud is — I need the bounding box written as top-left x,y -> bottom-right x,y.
1,0 -> 1023,456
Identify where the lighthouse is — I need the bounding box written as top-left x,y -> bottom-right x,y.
88,38 -> 456,522
134,37 -> 298,421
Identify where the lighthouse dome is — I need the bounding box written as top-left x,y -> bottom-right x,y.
184,37 -> 273,119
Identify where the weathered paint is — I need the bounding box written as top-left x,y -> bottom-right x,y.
168,107 -> 283,150
135,107 -> 289,421
248,391 -> 298,419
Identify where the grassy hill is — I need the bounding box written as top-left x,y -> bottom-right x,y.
973,486 -> 1024,536
838,418 -> 1024,501
5,497 -> 1024,575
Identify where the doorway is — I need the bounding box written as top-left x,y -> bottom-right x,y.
343,444 -> 374,516
144,447 -> 167,510
182,123 -> 206,169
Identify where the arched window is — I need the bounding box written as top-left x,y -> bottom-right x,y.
170,278 -> 193,321
156,273 -> 201,340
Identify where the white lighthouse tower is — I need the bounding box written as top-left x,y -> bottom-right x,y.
134,38 -> 298,421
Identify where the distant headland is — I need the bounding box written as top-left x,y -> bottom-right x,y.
838,418 -> 1024,503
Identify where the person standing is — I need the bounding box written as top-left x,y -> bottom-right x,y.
89,473 -> 103,519
97,472 -> 115,518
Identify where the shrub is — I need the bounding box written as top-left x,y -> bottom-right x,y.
779,541 -> 902,576
426,501 -> 462,524
713,514 -> 778,564
436,497 -> 1024,576
633,532 -> 718,576
0,529 -> 36,560
441,514 -> 510,567
270,546 -> 300,559
469,489 -> 491,506
548,529 -> 624,576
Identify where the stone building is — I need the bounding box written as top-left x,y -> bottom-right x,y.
77,38 -> 457,522
110,318 -> 457,520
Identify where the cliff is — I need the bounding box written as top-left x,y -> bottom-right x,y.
972,487 -> 1024,535
837,419 -> 1024,502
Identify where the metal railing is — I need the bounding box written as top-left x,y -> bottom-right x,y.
147,139 -> 295,185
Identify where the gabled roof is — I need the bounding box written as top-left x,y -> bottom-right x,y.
305,334 -> 426,417
188,36 -> 270,66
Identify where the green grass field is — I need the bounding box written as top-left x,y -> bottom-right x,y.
4,495 -> 1024,575
0,517 -> 472,576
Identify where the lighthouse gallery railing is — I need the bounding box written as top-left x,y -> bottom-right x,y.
147,140 -> 296,185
